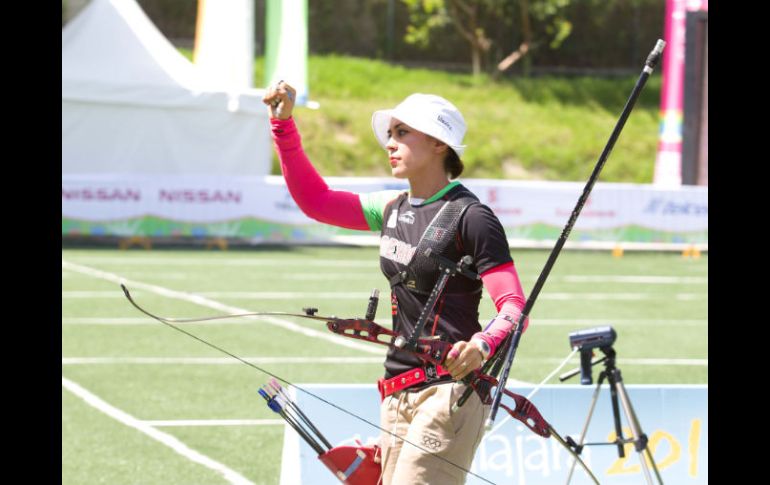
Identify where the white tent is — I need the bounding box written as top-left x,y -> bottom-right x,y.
62,0 -> 271,175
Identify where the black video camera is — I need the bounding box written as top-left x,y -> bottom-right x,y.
569,326 -> 617,385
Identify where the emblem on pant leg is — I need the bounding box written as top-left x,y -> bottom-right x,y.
421,432 -> 443,451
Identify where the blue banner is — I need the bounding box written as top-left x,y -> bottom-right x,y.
279,384 -> 707,485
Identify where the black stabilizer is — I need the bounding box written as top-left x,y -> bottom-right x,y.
646,39 -> 666,68
365,289 -> 379,321
461,39 -> 666,429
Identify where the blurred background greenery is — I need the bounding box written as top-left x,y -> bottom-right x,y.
65,0 -> 666,183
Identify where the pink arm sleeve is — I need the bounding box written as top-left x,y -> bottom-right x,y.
471,261 -> 530,357
270,117 -> 369,230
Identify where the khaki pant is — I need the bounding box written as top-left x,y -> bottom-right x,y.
378,382 -> 489,485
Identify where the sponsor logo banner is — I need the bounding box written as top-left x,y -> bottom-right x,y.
62,175 -> 707,244
280,384 -> 707,485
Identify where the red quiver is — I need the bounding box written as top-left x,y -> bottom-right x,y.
318,443 -> 382,485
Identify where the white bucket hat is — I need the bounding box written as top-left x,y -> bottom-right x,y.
371,93 -> 467,157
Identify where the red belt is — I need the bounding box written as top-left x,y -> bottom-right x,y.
377,365 -> 451,401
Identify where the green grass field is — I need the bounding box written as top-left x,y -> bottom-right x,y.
62,247 -> 707,484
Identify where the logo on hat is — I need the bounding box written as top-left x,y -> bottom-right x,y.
437,115 -> 452,131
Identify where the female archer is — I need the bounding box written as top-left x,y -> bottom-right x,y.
263,82 -> 529,485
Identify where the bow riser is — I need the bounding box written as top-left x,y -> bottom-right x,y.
325,319 -> 454,366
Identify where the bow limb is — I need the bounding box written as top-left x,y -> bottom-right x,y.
124,282 -> 501,403
548,427 -> 602,485
458,363 -> 600,485
121,283 -> 337,323
494,389 -> 600,485
122,284 -> 456,365
498,390 -> 551,437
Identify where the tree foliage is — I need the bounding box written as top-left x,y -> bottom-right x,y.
402,0 -> 575,76
530,0 -> 572,49
402,0 -> 451,48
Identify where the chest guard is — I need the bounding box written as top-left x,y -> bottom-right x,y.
387,190 -> 479,295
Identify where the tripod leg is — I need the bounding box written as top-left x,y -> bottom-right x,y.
607,370 -> 626,458
613,373 -> 665,485
565,371 -> 607,485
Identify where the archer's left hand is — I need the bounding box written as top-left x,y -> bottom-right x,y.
444,340 -> 484,380
263,80 -> 296,120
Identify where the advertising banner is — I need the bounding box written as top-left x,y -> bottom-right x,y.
62,175 -> 707,246
280,384 -> 707,485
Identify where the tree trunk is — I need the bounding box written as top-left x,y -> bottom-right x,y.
497,42 -> 530,72
448,0 -> 489,77
471,45 -> 481,77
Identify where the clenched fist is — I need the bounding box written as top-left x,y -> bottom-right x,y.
262,80 -> 296,120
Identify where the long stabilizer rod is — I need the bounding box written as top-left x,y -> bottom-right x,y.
480,39 -> 666,429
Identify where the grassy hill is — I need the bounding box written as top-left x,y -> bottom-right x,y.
183,52 -> 662,183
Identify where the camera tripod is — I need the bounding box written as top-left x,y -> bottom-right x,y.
560,345 -> 664,485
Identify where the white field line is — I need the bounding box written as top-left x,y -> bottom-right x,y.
198,292 -> 374,299
562,275 -> 707,284
61,356 -> 706,366
63,291 -> 126,298
61,290 -> 370,300
119,272 -> 191,280
537,357 -> 708,366
63,317 -> 175,325
62,317 -> 707,327
63,290 -> 706,301
75,271 -> 708,284
61,317 -> 262,325
279,274 -> 708,284
62,271 -> 191,281
61,260 -> 384,356
540,293 -> 705,300
618,358 -> 708,366
144,419 -> 284,427
62,376 -> 254,485
279,273 -> 379,280
63,255 -> 706,282
64,256 -> 377,268
526,318 -> 707,326
63,356 -> 384,365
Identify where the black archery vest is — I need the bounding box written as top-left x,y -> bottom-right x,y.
379,185 -> 485,378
